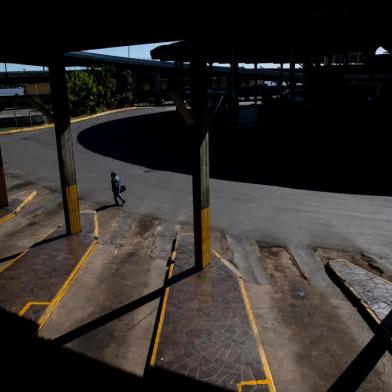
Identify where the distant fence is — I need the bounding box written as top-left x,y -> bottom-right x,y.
0,107 -> 48,128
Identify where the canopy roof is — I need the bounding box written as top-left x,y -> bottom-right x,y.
1,4 -> 390,65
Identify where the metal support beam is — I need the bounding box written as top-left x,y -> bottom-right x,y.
231,52 -> 239,122
49,58 -> 81,235
0,145 -> 8,208
278,62 -> 284,98
289,49 -> 295,100
191,55 -> 210,270
153,72 -> 161,106
254,63 -> 258,105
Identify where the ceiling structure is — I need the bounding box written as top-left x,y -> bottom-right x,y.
1,4 -> 390,65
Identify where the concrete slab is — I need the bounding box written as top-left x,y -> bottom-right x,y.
231,241 -> 392,392
0,212 -> 95,325
327,259 -> 392,323
0,189 -> 36,224
151,235 -> 275,392
40,209 -> 172,377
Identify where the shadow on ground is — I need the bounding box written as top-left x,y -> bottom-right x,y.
77,105 -> 392,195
1,307 -> 225,391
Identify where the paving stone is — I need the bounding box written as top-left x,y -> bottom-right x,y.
154,235 -> 270,391
328,259 -> 392,322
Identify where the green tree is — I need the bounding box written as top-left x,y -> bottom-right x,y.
91,65 -> 117,110
66,65 -> 135,116
66,71 -> 97,116
115,69 -> 135,107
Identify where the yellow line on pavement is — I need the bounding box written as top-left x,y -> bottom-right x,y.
239,278 -> 276,392
237,379 -> 269,392
0,107 -> 137,136
0,211 -> 16,225
0,249 -> 28,273
150,261 -> 175,367
149,240 -> 177,367
38,213 -> 99,330
0,190 -> 37,225
18,301 -> 50,316
38,238 -> 97,330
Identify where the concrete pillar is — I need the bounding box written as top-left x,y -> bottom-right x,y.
278,62 -> 284,98
153,72 -> 161,106
0,145 -> 8,208
289,49 -> 295,100
49,57 -> 81,235
191,55 -> 210,270
368,47 -> 375,103
231,52 -> 239,121
254,63 -> 258,105
208,62 -> 214,89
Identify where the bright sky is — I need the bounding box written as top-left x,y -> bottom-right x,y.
1,42 -> 172,72
1,45 -> 389,72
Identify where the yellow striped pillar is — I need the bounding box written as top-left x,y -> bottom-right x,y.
49,57 -> 81,234
191,54 -> 210,270
0,144 -> 8,208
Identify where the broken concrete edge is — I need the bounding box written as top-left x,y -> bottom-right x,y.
36,210 -> 99,331
0,107 -> 137,136
145,236 -> 178,373
0,190 -> 37,225
326,260 -> 382,328
0,225 -> 59,274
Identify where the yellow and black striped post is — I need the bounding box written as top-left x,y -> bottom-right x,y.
49,57 -> 81,235
0,144 -> 8,208
191,55 -> 210,270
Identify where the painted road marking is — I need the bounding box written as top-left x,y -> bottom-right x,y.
38,236 -> 98,330
37,212 -> 98,329
149,241 -> 177,367
237,379 -> 269,392
0,190 -> 37,225
214,249 -> 277,392
18,301 -> 50,316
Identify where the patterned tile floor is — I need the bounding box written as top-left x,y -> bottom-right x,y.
0,212 -> 95,323
153,235 -> 272,391
328,259 -> 392,321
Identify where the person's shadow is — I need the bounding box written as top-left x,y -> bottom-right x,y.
96,204 -> 118,212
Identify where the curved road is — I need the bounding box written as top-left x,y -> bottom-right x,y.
1,106 -> 392,391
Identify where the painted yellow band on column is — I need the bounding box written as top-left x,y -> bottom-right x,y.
200,206 -> 210,269
65,184 -> 81,233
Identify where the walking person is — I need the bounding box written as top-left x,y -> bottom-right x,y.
111,172 -> 126,206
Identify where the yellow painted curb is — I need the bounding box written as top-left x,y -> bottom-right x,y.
0,190 -> 37,225
149,240 -> 178,367
38,211 -> 99,330
214,249 -> 277,392
18,301 -> 50,317
237,379 -> 269,392
0,107 -> 137,136
239,279 -> 277,392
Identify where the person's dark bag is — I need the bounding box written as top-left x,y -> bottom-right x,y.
120,185 -> 126,193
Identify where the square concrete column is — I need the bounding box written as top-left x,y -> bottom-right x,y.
191,55 -> 210,270
0,145 -> 8,208
49,57 -> 81,234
